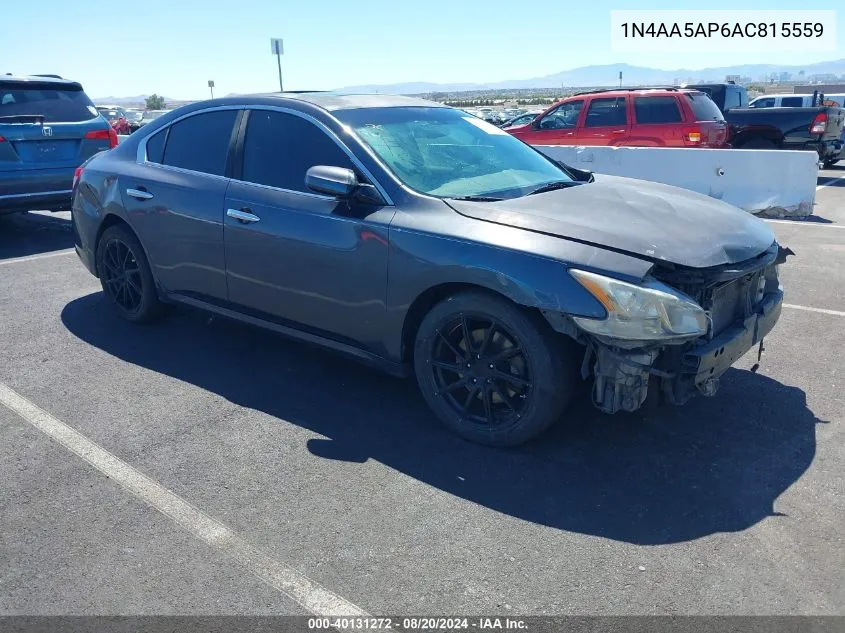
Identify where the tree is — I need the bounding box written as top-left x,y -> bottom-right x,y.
145,94 -> 166,110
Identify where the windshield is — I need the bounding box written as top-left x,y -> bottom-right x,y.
335,106 -> 572,199
0,83 -> 98,122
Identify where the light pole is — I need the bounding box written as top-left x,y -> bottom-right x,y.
208,80 -> 215,99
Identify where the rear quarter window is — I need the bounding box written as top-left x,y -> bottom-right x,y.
0,83 -> 98,123
686,93 -> 725,121
160,110 -> 237,177
634,96 -> 682,123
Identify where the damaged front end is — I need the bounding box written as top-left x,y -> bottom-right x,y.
555,242 -> 790,414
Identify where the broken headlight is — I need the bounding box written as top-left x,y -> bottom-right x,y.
569,269 -> 709,342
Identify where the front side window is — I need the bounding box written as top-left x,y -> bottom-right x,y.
335,106 -> 572,199
241,110 -> 355,192
538,100 -> 583,130
161,110 -> 236,177
633,96 -> 682,124
584,98 -> 627,127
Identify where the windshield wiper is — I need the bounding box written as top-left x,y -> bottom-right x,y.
450,195 -> 504,202
0,114 -> 46,124
525,181 -> 582,196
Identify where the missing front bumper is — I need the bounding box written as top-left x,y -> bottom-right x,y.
588,289 -> 784,414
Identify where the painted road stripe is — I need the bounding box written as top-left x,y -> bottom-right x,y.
0,383 -> 368,618
765,219 -> 845,229
783,303 -> 845,317
816,173 -> 845,190
0,249 -> 75,266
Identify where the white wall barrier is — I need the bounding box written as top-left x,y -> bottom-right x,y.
536,145 -> 818,218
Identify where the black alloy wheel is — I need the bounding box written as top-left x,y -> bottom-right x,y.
429,314 -> 532,428
414,291 -> 576,446
95,223 -> 164,323
100,238 -> 143,313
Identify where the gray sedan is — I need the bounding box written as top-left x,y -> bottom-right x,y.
70,93 -> 787,446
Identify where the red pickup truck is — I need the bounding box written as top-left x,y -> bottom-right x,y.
506,87 -> 729,148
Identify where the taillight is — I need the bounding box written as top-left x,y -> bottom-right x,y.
810,112 -> 827,135
85,128 -> 119,148
72,166 -> 83,189
682,127 -> 702,146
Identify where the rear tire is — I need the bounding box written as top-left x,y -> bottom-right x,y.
413,291 -> 577,447
96,223 -> 163,324
823,159 -> 839,169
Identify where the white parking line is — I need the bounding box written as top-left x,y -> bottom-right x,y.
764,219 -> 845,229
0,249 -> 76,266
0,383 -> 368,617
783,303 -> 845,317
816,173 -> 845,190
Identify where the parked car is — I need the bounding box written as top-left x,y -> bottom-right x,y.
682,83 -> 845,165
502,111 -> 541,128
0,74 -> 117,215
506,88 -> 729,148
137,109 -> 170,128
96,107 -> 131,135
124,109 -> 144,133
748,94 -> 815,108
71,93 -> 786,446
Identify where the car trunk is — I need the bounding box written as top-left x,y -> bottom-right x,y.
0,80 -> 112,177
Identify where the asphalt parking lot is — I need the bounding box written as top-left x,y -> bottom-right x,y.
1,171 -> 843,617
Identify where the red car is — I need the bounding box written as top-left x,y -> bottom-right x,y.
96,107 -> 131,135
506,88 -> 729,148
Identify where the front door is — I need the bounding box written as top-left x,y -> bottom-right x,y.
513,99 -> 584,145
223,109 -> 395,352
575,96 -> 630,146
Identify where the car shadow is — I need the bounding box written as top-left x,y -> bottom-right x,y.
61,293 -> 822,545
0,211 -> 74,260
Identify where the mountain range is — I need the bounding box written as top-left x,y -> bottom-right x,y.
95,59 -> 845,102
336,60 -> 845,94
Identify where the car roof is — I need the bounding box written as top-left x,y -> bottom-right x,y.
750,93 -> 807,100
245,91 -> 448,111
0,74 -> 83,89
569,87 -> 698,98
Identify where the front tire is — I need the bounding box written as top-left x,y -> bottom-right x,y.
96,223 -> 163,323
413,291 -> 577,447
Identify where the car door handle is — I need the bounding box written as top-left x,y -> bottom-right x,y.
611,129 -> 626,135
126,188 -> 153,200
227,208 -> 260,223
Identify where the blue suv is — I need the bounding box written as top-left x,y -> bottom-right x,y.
1,74 -> 116,215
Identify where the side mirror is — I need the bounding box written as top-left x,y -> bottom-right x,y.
305,165 -> 358,198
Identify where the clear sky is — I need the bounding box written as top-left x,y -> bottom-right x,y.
2,0 -> 842,99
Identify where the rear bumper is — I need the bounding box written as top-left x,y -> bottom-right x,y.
0,189 -> 73,213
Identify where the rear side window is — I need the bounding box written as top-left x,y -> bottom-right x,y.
687,93 -> 725,121
161,110 -> 237,177
584,98 -> 627,127
0,83 -> 98,123
634,96 -> 682,123
781,97 -> 805,107
241,110 -> 355,192
750,97 -> 775,108
145,129 -> 167,163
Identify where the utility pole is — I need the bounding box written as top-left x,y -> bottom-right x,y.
271,38 -> 284,92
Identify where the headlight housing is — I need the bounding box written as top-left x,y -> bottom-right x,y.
569,269 -> 709,342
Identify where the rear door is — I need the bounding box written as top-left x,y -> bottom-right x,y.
0,80 -> 111,196
629,95 -> 684,146
575,97 -> 630,145
117,108 -> 239,302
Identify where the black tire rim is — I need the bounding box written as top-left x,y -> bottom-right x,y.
101,238 -> 143,313
429,313 -> 532,428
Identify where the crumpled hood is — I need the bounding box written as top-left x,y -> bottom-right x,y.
447,175 -> 776,268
